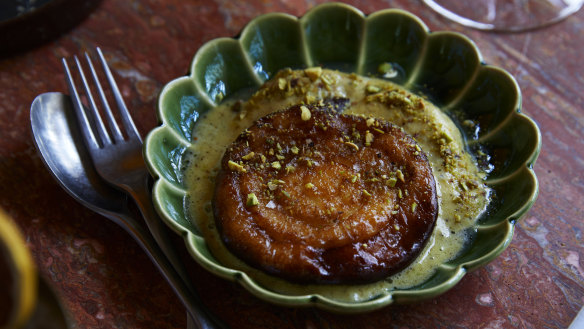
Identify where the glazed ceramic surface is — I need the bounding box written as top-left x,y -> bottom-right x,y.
144,2 -> 540,312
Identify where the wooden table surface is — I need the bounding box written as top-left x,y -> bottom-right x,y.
1,0 -> 583,328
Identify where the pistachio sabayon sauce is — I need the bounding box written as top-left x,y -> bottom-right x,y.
183,68 -> 490,302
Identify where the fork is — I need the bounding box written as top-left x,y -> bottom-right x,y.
62,48 -> 223,329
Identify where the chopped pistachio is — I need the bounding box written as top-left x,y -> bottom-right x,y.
271,161 -> 281,170
391,211 -> 399,215
345,141 -> 359,151
365,131 -> 374,146
260,154 -> 267,163
373,128 -> 385,134
278,78 -> 287,90
267,181 -> 278,191
276,154 -> 285,160
379,62 -> 398,78
351,175 -> 358,183
411,202 -> 417,213
228,160 -> 246,173
441,132 -> 453,143
216,91 -> 224,102
320,74 -> 333,85
305,182 -> 315,189
366,117 -> 375,127
242,152 -> 255,160
396,169 -> 405,182
366,85 -> 381,94
386,177 -> 397,187
285,165 -> 295,173
291,146 -> 299,154
304,67 -> 322,81
378,62 -> 393,74
363,190 -> 372,197
398,188 -> 403,199
393,224 -> 400,230
246,193 -> 259,207
281,190 -> 290,198
300,105 -> 311,121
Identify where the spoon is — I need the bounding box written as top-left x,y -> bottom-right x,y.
30,92 -> 224,329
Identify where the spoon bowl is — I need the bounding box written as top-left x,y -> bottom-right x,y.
30,92 -> 129,217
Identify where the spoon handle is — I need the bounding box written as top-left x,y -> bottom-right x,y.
98,206 -> 226,329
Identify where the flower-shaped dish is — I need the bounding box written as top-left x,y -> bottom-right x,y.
144,2 -> 541,313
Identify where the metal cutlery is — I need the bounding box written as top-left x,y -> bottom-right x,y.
31,92 -> 223,329
61,48 -> 190,291
31,46 -> 229,329
60,48 -> 228,328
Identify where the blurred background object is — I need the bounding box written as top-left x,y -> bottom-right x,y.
0,0 -> 102,58
0,208 -> 37,328
0,208 -> 69,329
422,0 -> 584,32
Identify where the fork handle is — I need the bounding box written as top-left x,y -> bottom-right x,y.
120,174 -> 227,329
102,208 -> 225,329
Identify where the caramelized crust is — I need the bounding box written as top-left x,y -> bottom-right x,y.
213,100 -> 438,284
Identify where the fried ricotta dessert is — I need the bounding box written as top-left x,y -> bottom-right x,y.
213,100 -> 438,284
184,68 -> 490,299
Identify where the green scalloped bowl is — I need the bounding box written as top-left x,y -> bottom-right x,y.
144,2 -> 541,313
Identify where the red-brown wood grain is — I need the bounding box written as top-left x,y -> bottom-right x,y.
0,0 -> 582,328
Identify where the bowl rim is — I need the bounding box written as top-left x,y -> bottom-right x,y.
145,2 -> 541,312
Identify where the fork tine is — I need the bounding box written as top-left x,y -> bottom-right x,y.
84,52 -> 125,143
62,57 -> 103,149
96,47 -> 142,143
73,54 -> 113,147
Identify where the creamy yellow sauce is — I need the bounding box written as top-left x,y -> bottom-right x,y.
183,68 -> 490,302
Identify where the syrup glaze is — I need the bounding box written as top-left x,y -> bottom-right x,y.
184,68 -> 490,301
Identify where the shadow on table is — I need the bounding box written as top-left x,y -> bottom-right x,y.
23,277 -> 71,329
